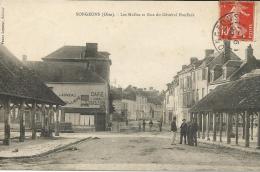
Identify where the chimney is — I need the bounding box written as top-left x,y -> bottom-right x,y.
190,57 -> 198,64
182,65 -> 187,70
223,40 -> 231,63
205,49 -> 214,57
85,43 -> 98,57
246,44 -> 254,63
22,55 -> 27,63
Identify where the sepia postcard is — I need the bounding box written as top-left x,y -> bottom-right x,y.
0,0 -> 260,171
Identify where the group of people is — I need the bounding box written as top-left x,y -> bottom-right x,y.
138,119 -> 163,132
171,117 -> 198,146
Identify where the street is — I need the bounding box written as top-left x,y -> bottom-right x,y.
0,133 -> 260,171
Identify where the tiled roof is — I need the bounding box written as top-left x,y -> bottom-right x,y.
241,69 -> 260,78
42,46 -> 110,61
178,60 -> 203,74
190,76 -> 260,112
205,51 -> 241,68
26,61 -> 106,83
223,60 -> 243,67
0,45 -> 65,105
228,58 -> 260,81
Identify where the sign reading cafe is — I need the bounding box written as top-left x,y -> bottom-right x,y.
48,84 -> 107,109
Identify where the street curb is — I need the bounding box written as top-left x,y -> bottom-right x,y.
198,140 -> 260,155
0,137 -> 92,160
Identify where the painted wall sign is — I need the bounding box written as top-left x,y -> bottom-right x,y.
47,83 -> 108,109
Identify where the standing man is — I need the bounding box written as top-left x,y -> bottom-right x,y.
171,117 -> 177,145
192,120 -> 198,146
187,121 -> 193,146
138,120 -> 142,132
149,119 -> 153,132
158,120 -> 162,132
180,119 -> 187,144
142,119 -> 146,132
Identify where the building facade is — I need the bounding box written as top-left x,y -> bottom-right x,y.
25,42 -> 112,131
163,42 -> 259,127
111,86 -> 163,121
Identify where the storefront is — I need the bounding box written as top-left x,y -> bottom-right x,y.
48,83 -> 109,131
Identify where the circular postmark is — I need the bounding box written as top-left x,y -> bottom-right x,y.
212,12 -> 240,52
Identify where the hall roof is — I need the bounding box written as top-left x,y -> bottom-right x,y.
189,75 -> 260,112
0,45 -> 65,105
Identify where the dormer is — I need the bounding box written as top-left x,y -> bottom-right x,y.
222,60 -> 243,79
210,64 -> 222,82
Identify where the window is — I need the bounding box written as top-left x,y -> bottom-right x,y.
183,93 -> 188,107
196,89 -> 199,101
188,76 -> 192,89
202,68 -> 207,80
192,72 -> 195,82
180,78 -> 184,89
169,111 -> 173,121
192,89 -> 195,104
187,93 -> 191,107
202,88 -> 205,98
197,70 -> 201,81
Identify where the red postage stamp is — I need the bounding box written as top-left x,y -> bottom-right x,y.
219,1 -> 255,41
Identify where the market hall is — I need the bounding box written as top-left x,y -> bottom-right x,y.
0,45 -> 65,145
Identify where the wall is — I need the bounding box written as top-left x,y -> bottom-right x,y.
47,83 -> 109,111
122,99 -> 137,120
47,82 -> 109,130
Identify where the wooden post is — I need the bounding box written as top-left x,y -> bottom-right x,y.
202,113 -> 205,139
55,106 -> 60,136
206,113 -> 210,141
41,104 -> 46,137
19,101 -> 25,142
226,112 -> 231,144
61,108 -> 65,122
235,113 -> 239,145
219,113 -> 223,142
257,112 -> 260,149
48,105 -> 53,137
197,113 -> 201,138
242,112 -> 245,139
245,111 -> 250,147
251,113 -> 254,140
3,99 -> 11,145
31,102 -> 37,139
213,113 -> 217,142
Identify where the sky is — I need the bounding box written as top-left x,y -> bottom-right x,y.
1,0 -> 260,91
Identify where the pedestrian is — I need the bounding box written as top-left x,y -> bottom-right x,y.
138,120 -> 142,132
171,117 -> 177,145
142,119 -> 146,132
158,120 -> 162,132
149,119 -> 153,132
187,121 -> 193,146
192,120 -> 198,146
180,119 -> 187,144
107,121 -> 112,131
